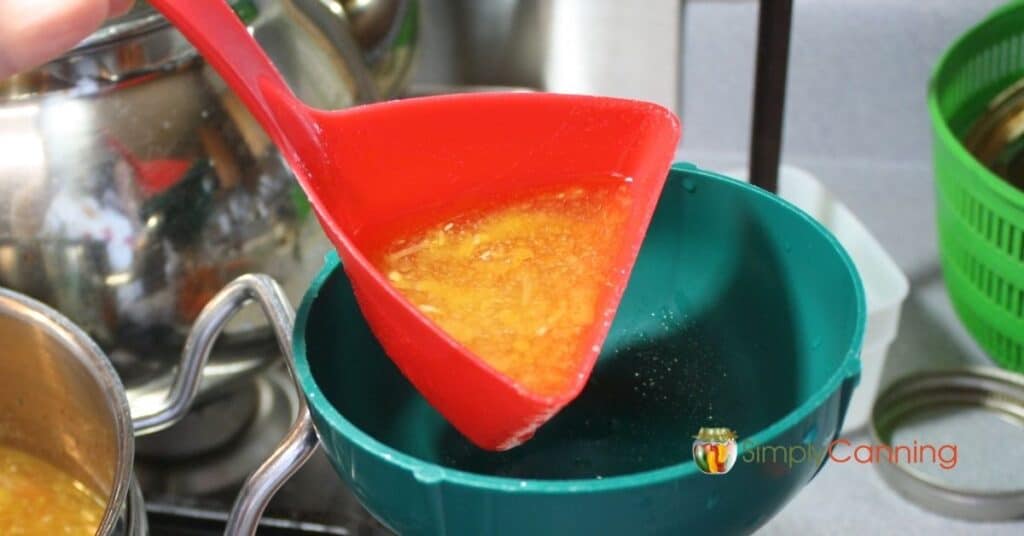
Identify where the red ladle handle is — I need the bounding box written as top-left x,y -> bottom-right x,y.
148,0 -> 318,174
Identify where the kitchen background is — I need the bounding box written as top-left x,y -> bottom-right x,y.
1,0 -> 1021,533
409,0 -> 1024,533
675,1 -> 1020,533
683,0 -> 1000,273
174,0 -> 1024,532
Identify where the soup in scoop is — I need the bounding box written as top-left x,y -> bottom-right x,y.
372,181 -> 632,396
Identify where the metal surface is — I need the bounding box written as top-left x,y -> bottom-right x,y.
140,413 -> 385,534
135,376 -> 261,460
123,478 -> 150,536
0,0 -> 416,418
870,367 -> 1024,521
412,0 -> 679,111
147,501 -> 352,535
341,0 -> 419,100
963,76 -> 1024,191
748,0 -> 793,193
343,0 -> 405,50
73,4 -> 169,53
137,368 -> 300,494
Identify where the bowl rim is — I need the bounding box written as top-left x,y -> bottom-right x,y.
292,162 -> 866,493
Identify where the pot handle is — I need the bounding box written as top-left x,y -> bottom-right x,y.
225,407 -> 319,535
131,273 -> 321,534
213,276 -> 320,535
130,274 -> 300,435
159,273 -> 321,536
127,272 -> 325,535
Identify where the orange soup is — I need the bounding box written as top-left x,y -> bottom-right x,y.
373,182 -> 632,395
0,444 -> 106,535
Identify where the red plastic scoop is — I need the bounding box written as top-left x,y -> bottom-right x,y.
150,0 -> 680,450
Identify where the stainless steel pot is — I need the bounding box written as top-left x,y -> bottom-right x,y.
0,274 -> 300,534
0,284 -> 226,534
0,0 -> 417,411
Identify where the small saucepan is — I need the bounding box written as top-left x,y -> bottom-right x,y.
0,276 -> 292,535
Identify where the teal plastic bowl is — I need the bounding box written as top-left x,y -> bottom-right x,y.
293,163 -> 865,535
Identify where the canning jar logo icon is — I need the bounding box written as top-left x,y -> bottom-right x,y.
693,427 -> 738,475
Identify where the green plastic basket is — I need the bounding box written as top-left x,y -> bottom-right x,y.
929,1 -> 1024,372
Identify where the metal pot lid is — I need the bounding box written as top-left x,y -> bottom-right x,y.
870,367 -> 1024,521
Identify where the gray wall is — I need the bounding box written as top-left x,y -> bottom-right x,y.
683,0 -> 1002,164
681,0 -> 1005,273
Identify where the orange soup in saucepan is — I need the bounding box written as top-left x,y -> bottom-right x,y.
0,444 -> 106,535
372,181 -> 632,396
